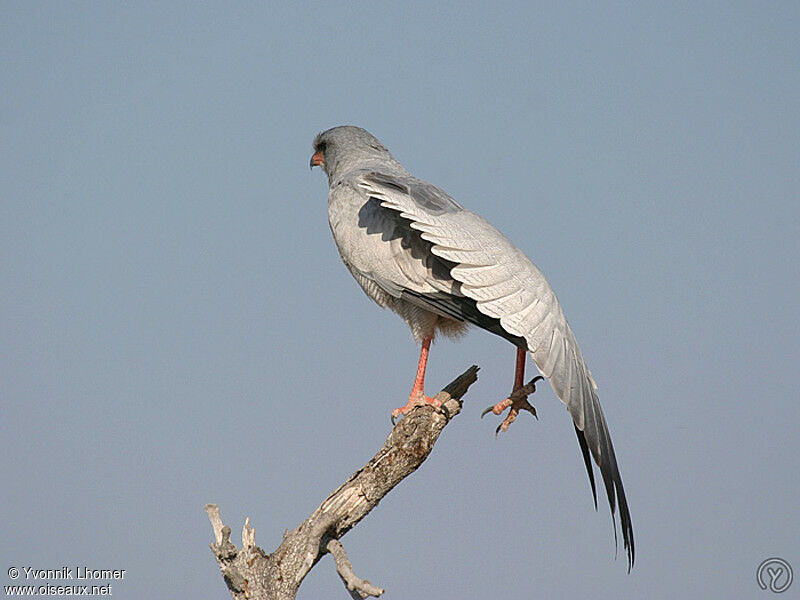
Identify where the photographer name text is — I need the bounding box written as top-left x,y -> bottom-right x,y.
14,568 -> 124,581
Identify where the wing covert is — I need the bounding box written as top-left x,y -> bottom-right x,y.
358,170 -> 634,569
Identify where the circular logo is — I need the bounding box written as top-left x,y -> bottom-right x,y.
757,558 -> 793,594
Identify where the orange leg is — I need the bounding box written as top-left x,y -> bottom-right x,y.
409,335 -> 433,402
391,336 -> 442,421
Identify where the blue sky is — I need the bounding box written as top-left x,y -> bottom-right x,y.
2,3 -> 798,598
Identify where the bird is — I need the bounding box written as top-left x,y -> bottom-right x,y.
310,125 -> 634,570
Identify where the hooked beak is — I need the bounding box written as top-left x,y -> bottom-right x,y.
309,150 -> 324,170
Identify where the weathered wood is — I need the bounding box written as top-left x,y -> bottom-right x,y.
207,365 -> 479,600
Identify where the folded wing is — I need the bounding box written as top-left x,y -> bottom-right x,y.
358,170 -> 634,569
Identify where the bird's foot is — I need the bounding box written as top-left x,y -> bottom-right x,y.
481,375 -> 544,436
391,392 -> 442,425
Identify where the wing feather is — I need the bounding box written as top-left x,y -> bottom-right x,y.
358,170 -> 634,569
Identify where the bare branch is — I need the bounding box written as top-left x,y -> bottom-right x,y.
205,504 -> 225,545
206,365 -> 479,600
327,538 -> 384,598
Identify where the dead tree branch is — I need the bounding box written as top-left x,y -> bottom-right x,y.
206,365 -> 480,600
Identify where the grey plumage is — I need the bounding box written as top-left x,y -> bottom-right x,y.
312,125 -> 634,570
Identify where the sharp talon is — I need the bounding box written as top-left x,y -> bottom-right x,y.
485,376 -> 543,434
439,402 -> 451,422
390,414 -> 397,426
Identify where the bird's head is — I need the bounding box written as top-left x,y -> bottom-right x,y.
310,126 -> 398,183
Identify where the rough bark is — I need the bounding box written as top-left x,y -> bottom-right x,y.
207,365 -> 479,600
